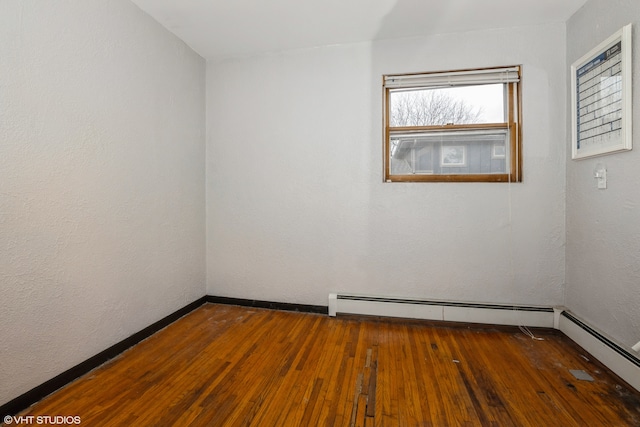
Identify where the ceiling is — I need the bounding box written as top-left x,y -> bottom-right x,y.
130,0 -> 588,61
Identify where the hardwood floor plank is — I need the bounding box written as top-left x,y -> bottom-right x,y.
11,304 -> 640,426
417,328 -> 452,425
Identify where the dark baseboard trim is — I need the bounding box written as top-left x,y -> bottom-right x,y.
1,296 -> 208,419
206,295 -> 328,315
2,295 -> 327,418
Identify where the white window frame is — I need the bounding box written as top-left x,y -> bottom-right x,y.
440,145 -> 467,167
492,143 -> 506,159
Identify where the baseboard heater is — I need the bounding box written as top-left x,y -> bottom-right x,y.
328,293 -> 555,328
558,311 -> 640,392
328,293 -> 640,392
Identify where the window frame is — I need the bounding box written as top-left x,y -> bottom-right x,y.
383,66 -> 522,183
492,142 -> 506,159
440,145 -> 467,167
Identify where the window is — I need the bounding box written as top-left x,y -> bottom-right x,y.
384,66 -> 522,182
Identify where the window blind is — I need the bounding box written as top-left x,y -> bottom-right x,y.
384,66 -> 520,89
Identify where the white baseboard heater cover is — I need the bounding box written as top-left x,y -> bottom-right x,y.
328,293 -> 554,328
328,293 -> 640,392
559,311 -> 640,392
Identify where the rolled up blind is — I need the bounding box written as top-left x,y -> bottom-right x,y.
384,66 -> 520,89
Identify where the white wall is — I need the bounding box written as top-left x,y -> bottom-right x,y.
206,23 -> 567,308
0,0 -> 206,406
566,0 -> 640,349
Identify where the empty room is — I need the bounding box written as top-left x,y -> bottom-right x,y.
2,0 -> 640,425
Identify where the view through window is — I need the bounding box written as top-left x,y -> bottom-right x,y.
384,66 -> 522,182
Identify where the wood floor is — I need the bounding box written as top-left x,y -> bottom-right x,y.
14,304 -> 640,426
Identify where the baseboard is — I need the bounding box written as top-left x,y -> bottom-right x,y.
559,311 -> 640,392
1,295 -> 325,418
328,293 -> 555,327
206,295 -> 328,314
0,297 -> 208,419
5,294 -> 638,418
329,294 -> 640,392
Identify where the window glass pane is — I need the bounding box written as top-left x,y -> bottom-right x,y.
415,146 -> 433,173
389,84 -> 505,127
389,128 -> 509,175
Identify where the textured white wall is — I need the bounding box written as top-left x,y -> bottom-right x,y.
0,0 -> 206,405
566,0 -> 640,348
206,24 -> 567,308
